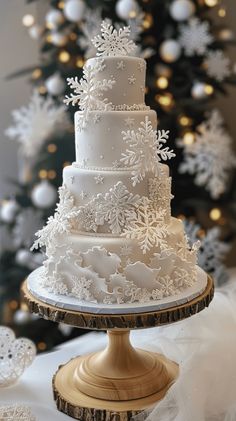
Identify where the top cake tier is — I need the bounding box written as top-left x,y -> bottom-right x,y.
87,56 -> 147,107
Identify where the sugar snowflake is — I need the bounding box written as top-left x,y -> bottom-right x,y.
77,203 -> 98,232
91,21 -> 136,57
5,91 -> 67,157
32,184 -> 78,250
123,204 -> 168,254
179,18 -> 213,56
121,116 -> 175,185
184,220 -> 230,286
71,276 -> 93,301
205,50 -> 230,82
64,59 -> 115,129
178,109 -> 236,199
94,181 -> 144,234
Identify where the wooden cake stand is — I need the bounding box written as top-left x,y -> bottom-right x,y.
22,275 -> 214,421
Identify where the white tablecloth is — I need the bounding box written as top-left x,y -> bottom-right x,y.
1,269 -> 236,421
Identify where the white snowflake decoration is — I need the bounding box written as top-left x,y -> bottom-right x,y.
71,276 -> 93,301
91,21 -> 136,57
32,184 -> 78,250
0,405 -> 36,421
205,50 -> 231,82
123,203 -> 168,254
77,203 -> 98,232
64,59 -> 115,129
178,109 -> 236,199
179,18 -> 213,56
5,91 -> 68,157
94,181 -> 145,234
121,116 -> 175,185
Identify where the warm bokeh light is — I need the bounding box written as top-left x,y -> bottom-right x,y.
179,115 -> 193,126
183,132 -> 195,145
204,84 -> 214,95
38,169 -> 48,179
38,85 -> 47,95
156,93 -> 173,107
37,342 -> 47,351
59,51 -> 70,63
48,170 -> 57,180
32,68 -> 42,79
58,1 -> 65,9
209,208 -> 222,221
22,14 -> 35,27
70,32 -> 77,41
76,57 -> 85,68
218,7 -> 226,17
9,300 -> 18,310
156,76 -> 169,89
47,144 -> 57,153
204,0 -> 218,7
143,13 -> 153,29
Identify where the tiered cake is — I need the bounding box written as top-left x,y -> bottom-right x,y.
32,22 -> 206,307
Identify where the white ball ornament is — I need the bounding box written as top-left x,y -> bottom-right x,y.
0,200 -> 19,223
116,0 -> 139,20
31,181 -> 57,209
15,249 -> 31,266
159,39 -> 181,63
28,24 -> 43,40
50,31 -> 68,46
191,82 -> 207,99
64,0 -> 85,22
170,0 -> 195,21
45,9 -> 64,29
13,309 -> 32,325
45,73 -> 66,96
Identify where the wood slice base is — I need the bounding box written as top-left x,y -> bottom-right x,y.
53,352 -> 178,421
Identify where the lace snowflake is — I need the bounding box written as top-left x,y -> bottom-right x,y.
121,117 -> 175,185
94,181 -> 144,234
178,109 -> 236,199
64,59 -> 115,129
205,50 -> 230,82
179,18 -> 213,56
77,203 -> 98,232
5,91 -> 68,157
0,405 -> 36,421
159,275 -> 177,297
71,276 -> 93,301
123,204 -> 168,254
91,20 -> 136,57
184,220 -> 230,285
148,177 -> 173,212
32,185 -> 78,250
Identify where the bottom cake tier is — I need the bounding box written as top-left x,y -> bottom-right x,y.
40,217 -> 200,305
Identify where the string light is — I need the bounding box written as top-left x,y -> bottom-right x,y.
209,208 -> 222,221
156,76 -> 169,89
48,170 -> 57,180
58,1 -> 65,9
47,144 -> 57,153
204,0 -> 218,6
38,85 -> 47,95
143,14 -> 153,29
179,115 -> 193,127
46,34 -> 52,43
22,14 -> 35,27
156,93 -> 173,107
183,132 -> 195,145
31,68 -> 42,80
38,169 -> 47,179
76,57 -> 85,68
204,84 -> 214,95
9,300 -> 18,310
129,10 -> 137,18
37,342 -> 47,351
59,51 -> 70,63
218,7 -> 226,17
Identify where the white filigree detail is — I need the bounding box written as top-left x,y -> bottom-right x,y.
77,203 -> 98,232
128,74 -> 136,85
94,174 -> 104,184
71,276 -> 93,301
0,405 -> 36,421
93,113 -> 102,124
179,18 -> 213,56
148,177 -> 173,214
110,103 -> 149,111
205,50 -> 231,82
91,21 -> 136,57
121,116 -> 175,185
93,181 -> 144,234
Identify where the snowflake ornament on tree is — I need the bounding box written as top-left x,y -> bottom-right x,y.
64,59 -> 115,129
94,181 -> 145,234
5,91 -> 68,157
205,50 -> 231,82
78,9 -> 104,58
178,109 -> 236,199
179,18 -> 213,56
91,20 -> 136,57
121,116 -> 175,185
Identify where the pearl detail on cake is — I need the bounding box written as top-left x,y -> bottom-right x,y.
128,75 -> 136,84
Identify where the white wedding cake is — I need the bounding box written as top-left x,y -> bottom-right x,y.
32,22 -> 206,307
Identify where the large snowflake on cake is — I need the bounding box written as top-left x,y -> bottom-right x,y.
5,91 -> 67,157
178,110 -> 236,199
123,203 -> 168,254
179,18 -> 213,56
94,181 -> 145,234
64,59 -> 115,129
121,116 -> 175,186
32,184 -> 78,250
91,20 -> 136,57
205,50 -> 231,82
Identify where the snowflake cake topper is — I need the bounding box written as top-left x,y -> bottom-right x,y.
91,20 -> 136,57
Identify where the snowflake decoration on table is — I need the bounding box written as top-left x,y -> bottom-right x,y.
5,90 -> 68,157
91,21 -> 136,57
184,220 -> 230,286
205,50 -> 231,82
179,18 -> 213,56
32,184 -> 78,250
123,203 -> 168,254
94,181 -> 144,234
0,404 -> 36,421
178,109 -> 236,199
121,116 -> 175,186
13,208 -> 43,248
64,59 -> 115,130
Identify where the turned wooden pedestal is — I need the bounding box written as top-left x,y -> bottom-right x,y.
22,275 -> 214,421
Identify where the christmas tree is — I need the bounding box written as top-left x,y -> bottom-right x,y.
1,0 -> 235,351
